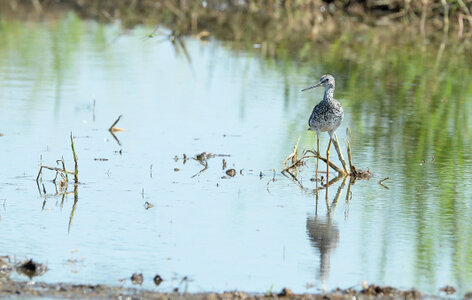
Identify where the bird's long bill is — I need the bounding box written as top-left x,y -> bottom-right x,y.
301,81 -> 322,92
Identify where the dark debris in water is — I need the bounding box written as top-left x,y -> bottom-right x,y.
173,151 -> 233,178
225,169 -> 236,177
153,274 -> 163,286
439,285 -> 456,294
16,259 -> 48,279
130,273 -> 143,285
194,152 -> 230,161
350,165 -> 373,180
144,202 -> 153,210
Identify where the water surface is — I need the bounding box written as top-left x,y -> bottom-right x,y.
0,13 -> 472,296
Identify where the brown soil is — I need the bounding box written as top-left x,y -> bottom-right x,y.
0,279 -> 438,299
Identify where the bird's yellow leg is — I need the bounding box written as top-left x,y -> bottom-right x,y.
326,138 -> 332,183
316,136 -> 320,180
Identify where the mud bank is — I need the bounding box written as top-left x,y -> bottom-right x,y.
0,279 -> 445,299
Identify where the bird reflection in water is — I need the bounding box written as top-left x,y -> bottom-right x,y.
306,176 -> 349,292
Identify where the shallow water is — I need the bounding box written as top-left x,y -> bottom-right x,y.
0,13 -> 472,296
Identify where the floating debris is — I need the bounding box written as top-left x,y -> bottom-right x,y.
144,202 -> 153,210
130,273 -> 143,285
16,259 -> 48,279
173,154 -> 189,163
175,152 -> 236,179
153,274 -> 163,286
225,169 -> 236,177
195,152 -> 230,161
439,285 -> 456,295
349,165 -> 372,180
190,152 -> 230,178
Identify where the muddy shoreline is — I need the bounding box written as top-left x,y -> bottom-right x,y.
0,279 -> 439,299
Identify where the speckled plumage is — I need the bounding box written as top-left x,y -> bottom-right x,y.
302,74 -> 344,180
306,74 -> 343,138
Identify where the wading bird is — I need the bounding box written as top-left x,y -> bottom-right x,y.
302,74 -> 343,182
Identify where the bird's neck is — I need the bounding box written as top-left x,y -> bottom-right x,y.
323,86 -> 335,101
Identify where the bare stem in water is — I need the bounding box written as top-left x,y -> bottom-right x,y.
70,132 -> 79,184
346,128 -> 353,172
333,133 -> 348,174
282,136 -> 300,166
61,156 -> 68,182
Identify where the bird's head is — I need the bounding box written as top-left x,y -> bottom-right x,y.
302,74 -> 335,91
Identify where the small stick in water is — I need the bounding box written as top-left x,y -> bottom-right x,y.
378,177 -> 390,189
109,115 -> 125,132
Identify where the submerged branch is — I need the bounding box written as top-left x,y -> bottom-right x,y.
305,150 -> 345,175
282,128 -> 372,190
